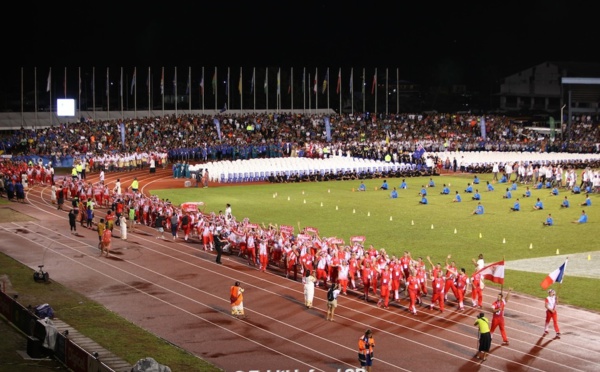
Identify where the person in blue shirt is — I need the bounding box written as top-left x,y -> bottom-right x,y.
533,198 -> 544,210
572,210 -> 588,224
419,196 -> 428,205
550,186 -> 559,196
390,187 -> 398,199
510,181 -> 518,191
472,202 -> 484,215
440,184 -> 450,195
453,191 -> 462,202
503,188 -> 512,199
510,198 -> 521,211
580,194 -> 591,206
571,185 -> 581,194
380,180 -> 389,190
473,175 -> 480,185
419,185 -> 427,197
522,187 -> 531,198
535,180 -> 543,189
545,180 -> 552,188
499,174 -> 508,183
358,181 -> 366,192
428,178 -> 435,188
399,179 -> 408,189
486,181 -> 495,192
543,213 -> 554,226
472,189 -> 481,200
560,196 -> 570,208
465,183 -> 473,193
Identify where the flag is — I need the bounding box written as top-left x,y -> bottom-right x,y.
200,76 -> 204,96
212,68 -> 217,95
264,67 -> 268,93
119,122 -> 126,146
130,67 -> 136,95
322,68 -> 329,94
78,67 -> 82,96
541,259 -> 568,290
313,68 -> 318,94
277,68 -> 281,95
46,68 -> 51,92
474,260 -> 505,284
106,67 -> 110,97
160,67 -> 164,95
120,67 -> 123,97
349,68 -> 353,94
480,116 -> 486,140
324,116 -> 331,142
214,118 -> 222,141
371,70 -> 377,95
250,68 -> 255,93
336,68 -> 341,94
238,67 -> 242,95
173,67 -> 177,94
186,69 -> 191,95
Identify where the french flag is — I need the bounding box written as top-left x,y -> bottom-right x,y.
541,259 -> 568,290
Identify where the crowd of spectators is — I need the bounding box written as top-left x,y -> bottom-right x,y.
1,112 -> 598,168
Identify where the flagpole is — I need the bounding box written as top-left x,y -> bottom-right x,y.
201,66 -> 204,112
302,67 -> 306,113
92,67 -> 96,121
64,67 -> 67,99
374,67 -> 377,115
133,67 -> 137,117
78,67 -> 81,115
338,68 -> 342,114
20,67 -> 23,129
147,67 -> 151,117
227,66 -> 230,112
265,67 -> 269,111
48,67 -> 52,127
308,72 -> 311,113
174,66 -> 178,115
34,67 -> 38,124
252,67 -> 256,112
385,68 -> 389,115
106,67 -> 110,119
239,67 -> 243,111
314,67 -> 318,112
161,66 -> 165,116
351,67 -> 354,115
188,66 -> 191,112
214,67 -> 217,112
326,67 -> 330,111
290,67 -> 294,112
396,68 -> 399,113
120,66 -> 124,119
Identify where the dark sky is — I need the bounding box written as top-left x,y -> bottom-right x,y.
3,1 -> 599,93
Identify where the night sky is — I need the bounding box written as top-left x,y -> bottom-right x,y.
3,1 -> 598,97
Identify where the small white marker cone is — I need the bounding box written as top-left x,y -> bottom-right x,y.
503,238 -> 506,244
556,249 -> 559,255
589,254 -> 592,261
454,228 -> 457,234
390,216 -> 393,221
431,224 -> 434,229
368,211 -> 370,217
411,220 -> 414,226
320,202 -> 323,207
529,243 -> 533,249
479,233 -> 482,238
328,189 -> 330,193
287,196 -> 290,201
353,209 -> 356,214
336,205 -> 338,210
302,190 -> 305,195
303,199 -> 306,204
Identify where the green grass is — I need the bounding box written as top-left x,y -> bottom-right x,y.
151,173 -> 600,311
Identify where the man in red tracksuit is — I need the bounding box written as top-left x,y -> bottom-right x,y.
491,288 -> 512,345
471,270 -> 484,308
429,270 -> 445,312
406,269 -> 420,315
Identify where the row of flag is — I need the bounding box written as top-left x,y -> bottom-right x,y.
473,258 -> 568,290
43,67 -> 384,97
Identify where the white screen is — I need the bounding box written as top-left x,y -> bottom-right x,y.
57,99 -> 75,116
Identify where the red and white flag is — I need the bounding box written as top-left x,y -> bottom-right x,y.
474,260 -> 505,284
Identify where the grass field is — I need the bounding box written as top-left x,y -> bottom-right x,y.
151,172 -> 600,311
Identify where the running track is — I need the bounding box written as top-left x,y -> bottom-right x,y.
1,167 -> 599,372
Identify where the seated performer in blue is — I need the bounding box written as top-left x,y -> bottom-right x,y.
486,181 -> 494,192
390,187 -> 398,199
380,180 -> 389,190
510,198 -> 521,211
465,183 -> 473,193
472,202 -> 484,215
399,179 -> 408,189
453,191 -> 462,203
472,189 -> 481,201
440,184 -> 450,195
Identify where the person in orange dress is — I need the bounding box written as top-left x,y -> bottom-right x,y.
230,281 -> 246,319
